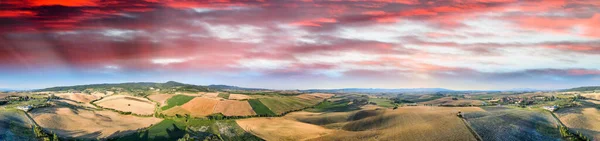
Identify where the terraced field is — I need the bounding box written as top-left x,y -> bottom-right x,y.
463,107 -> 562,141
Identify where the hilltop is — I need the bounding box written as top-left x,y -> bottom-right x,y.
564,86 -> 600,92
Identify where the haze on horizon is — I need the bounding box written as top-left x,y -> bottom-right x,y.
1,0 -> 599,90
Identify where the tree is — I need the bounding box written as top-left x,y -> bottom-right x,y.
177,134 -> 190,141
185,114 -> 191,122
53,133 -> 59,141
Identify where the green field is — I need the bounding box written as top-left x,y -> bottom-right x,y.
0,109 -> 35,141
258,96 -> 314,114
306,99 -> 354,112
463,107 -> 562,141
160,95 -> 195,110
218,93 -> 231,99
115,119 -> 186,141
113,119 -> 262,141
368,98 -> 396,108
248,99 -> 276,116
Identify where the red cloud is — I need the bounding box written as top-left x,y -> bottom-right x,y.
291,18 -> 337,27
30,0 -> 98,6
0,10 -> 35,17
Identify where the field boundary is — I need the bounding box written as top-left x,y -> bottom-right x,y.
460,117 -> 482,141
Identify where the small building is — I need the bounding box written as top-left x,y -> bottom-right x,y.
543,105 -> 558,112
16,105 -> 33,112
405,103 -> 418,106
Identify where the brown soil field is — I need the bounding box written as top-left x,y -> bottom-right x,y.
91,92 -> 107,98
241,106 -> 482,141
213,100 -> 256,116
162,106 -> 191,116
314,106 -> 482,141
182,92 -> 205,97
420,97 -> 484,106
236,117 -> 334,141
584,99 -> 600,105
556,107 -> 600,140
31,107 -> 162,139
201,92 -> 220,99
94,95 -> 155,115
55,93 -> 100,103
147,94 -> 175,106
181,97 -> 219,117
55,99 -> 96,108
582,93 -> 600,100
296,93 -> 335,101
228,94 -> 252,100
360,104 -> 384,110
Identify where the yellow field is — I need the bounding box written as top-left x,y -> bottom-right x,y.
236,117 -> 334,141
180,97 -> 219,117
238,106 -> 482,141
420,97 -> 484,106
94,95 -> 155,115
311,106 -> 482,141
582,93 -> 600,100
296,93 -> 335,101
162,106 -> 191,116
55,93 -> 100,103
31,107 -> 162,139
228,94 -> 252,100
147,94 -> 175,106
213,100 -> 256,116
556,107 -> 600,140
201,92 -> 220,99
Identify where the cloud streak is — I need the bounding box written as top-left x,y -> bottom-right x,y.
1,0 -> 599,89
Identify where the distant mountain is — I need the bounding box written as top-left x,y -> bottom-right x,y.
564,86 -> 600,92
302,88 -> 453,94
0,88 -> 29,92
503,88 -> 546,92
35,81 -> 271,93
207,85 -> 267,91
36,81 -> 212,92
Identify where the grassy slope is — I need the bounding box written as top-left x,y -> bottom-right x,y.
307,107 -> 482,141
218,93 -> 231,99
160,95 -> 195,110
258,96 -> 315,114
113,119 -> 262,141
306,99 -> 356,112
463,107 -> 562,141
0,109 -> 35,140
248,99 -> 276,116
368,98 -> 395,108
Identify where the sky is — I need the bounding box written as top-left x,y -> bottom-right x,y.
1,0 -> 599,90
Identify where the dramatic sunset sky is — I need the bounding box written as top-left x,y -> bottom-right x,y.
1,0 -> 599,90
